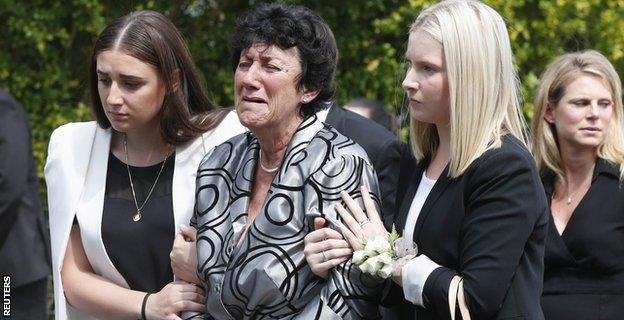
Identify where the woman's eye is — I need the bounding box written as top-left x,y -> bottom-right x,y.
265,64 -> 282,72
573,100 -> 589,107
98,78 -> 111,85
123,82 -> 141,90
238,61 -> 252,69
422,65 -> 436,73
599,101 -> 612,108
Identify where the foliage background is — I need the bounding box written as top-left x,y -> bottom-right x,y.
0,0 -> 622,318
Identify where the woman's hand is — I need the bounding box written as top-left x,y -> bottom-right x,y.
170,225 -> 201,286
335,186 -> 388,250
304,218 -> 353,279
145,281 -> 206,320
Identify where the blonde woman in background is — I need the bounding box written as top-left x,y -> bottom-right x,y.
531,50 -> 624,320
305,1 -> 549,319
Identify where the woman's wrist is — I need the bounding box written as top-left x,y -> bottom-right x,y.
141,292 -> 152,320
352,226 -> 417,279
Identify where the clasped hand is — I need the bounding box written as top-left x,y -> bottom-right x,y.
304,186 -> 388,279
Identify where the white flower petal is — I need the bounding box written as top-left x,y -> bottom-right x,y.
377,252 -> 393,265
377,264 -> 394,279
352,250 -> 367,265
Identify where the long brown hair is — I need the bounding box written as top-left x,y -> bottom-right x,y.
89,10 -> 227,145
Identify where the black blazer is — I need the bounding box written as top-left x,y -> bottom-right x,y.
324,103 -> 404,229
392,135 -> 548,320
0,88 -> 51,287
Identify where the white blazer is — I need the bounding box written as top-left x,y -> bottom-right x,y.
45,111 -> 245,320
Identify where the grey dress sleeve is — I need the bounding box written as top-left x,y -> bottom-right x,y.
299,154 -> 388,319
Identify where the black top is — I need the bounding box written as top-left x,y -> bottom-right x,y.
389,135 -> 548,320
101,152 -> 175,293
542,158 -> 624,295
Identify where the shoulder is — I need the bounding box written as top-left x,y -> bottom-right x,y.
0,91 -> 28,131
199,131 -> 251,169
198,110 -> 247,152
213,110 -> 246,133
47,122 -> 100,168
312,124 -> 371,164
326,106 -> 399,153
50,121 -> 99,143
596,157 -> 622,180
470,135 -> 536,175
462,135 -> 544,199
0,88 -> 22,116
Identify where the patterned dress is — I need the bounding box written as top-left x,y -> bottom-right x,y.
194,116 -> 387,319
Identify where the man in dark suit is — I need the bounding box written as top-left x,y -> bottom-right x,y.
0,87 -> 51,319
322,101 -> 404,231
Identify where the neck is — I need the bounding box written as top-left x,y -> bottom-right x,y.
255,115 -> 303,168
558,142 -> 597,188
435,123 -> 451,160
426,123 -> 451,179
432,124 -> 451,164
113,124 -> 170,167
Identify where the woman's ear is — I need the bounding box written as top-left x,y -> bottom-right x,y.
544,103 -> 555,124
301,88 -> 320,104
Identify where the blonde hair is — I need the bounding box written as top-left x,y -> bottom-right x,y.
531,50 -> 624,181
408,0 -> 527,178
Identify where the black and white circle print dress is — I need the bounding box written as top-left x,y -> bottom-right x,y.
194,116 -> 387,319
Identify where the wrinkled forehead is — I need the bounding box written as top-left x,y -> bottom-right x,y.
240,42 -> 300,63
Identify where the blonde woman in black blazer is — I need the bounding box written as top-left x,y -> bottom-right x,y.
531,50 -> 624,319
304,1 -> 549,319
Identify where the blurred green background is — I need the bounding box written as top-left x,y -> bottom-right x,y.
0,0 -> 622,318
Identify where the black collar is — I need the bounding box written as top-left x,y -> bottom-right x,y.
594,158 -> 621,180
542,157 -> 621,196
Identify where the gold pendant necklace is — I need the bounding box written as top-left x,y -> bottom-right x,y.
124,135 -> 169,222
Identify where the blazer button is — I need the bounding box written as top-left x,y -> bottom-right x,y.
227,246 -> 233,255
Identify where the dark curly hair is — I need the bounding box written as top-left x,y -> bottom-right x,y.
230,3 -> 338,117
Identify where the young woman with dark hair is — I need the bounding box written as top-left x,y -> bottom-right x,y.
46,10 -> 245,320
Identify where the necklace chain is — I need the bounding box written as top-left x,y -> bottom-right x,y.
123,135 -> 169,222
258,151 -> 280,173
554,179 -> 591,206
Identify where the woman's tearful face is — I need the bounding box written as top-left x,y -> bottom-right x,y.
234,42 -> 307,131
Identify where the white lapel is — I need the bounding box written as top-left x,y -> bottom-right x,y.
173,111 -> 247,229
46,122 -> 101,320
75,125 -> 130,288
172,135 -> 203,229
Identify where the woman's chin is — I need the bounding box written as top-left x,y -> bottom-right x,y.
239,116 -> 270,132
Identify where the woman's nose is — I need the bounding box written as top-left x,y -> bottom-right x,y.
587,102 -> 599,119
241,64 -> 260,89
402,70 -> 420,93
106,82 -> 123,106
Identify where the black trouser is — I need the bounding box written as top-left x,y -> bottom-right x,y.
6,277 -> 48,320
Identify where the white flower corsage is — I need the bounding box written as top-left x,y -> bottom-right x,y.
352,225 -> 417,279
